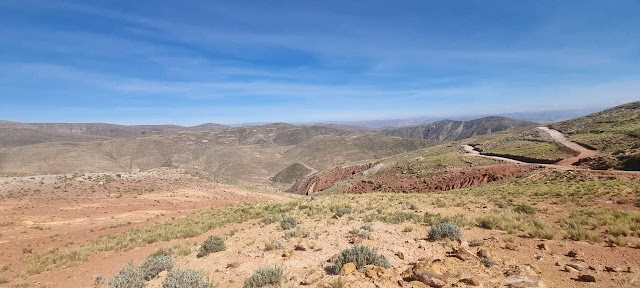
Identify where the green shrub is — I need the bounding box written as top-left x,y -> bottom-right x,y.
480,256 -> 496,267
332,207 -> 352,218
140,253 -> 173,280
243,267 -> 284,288
423,212 -> 444,225
279,216 -> 297,230
108,262 -> 145,288
162,269 -> 210,288
284,228 -> 310,239
428,222 -> 463,241
333,245 -> 390,274
197,236 -> 226,258
360,224 -> 373,232
514,204 -> 536,215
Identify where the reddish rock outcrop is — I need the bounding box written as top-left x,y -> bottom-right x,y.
287,163 -> 375,195
346,164 -> 534,194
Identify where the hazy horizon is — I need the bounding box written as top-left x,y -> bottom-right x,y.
1,1 -> 639,125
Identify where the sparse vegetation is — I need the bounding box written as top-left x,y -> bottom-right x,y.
243,267 -> 284,288
108,262 -> 145,288
26,202 -> 297,274
162,269 -> 210,288
140,253 -> 173,280
333,245 -> 390,274
279,216 -> 298,230
428,222 -> 463,241
197,236 -> 226,258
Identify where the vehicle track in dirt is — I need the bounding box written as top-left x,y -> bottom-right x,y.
462,127 -> 639,176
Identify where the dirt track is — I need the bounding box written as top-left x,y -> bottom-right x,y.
462,128 -> 640,176
536,127 -> 599,166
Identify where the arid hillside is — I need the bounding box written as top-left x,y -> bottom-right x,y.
380,116 -> 536,141
551,101 -> 640,170
0,123 -> 433,183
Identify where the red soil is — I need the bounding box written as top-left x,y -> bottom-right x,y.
286,163 -> 375,195
346,164 -> 535,194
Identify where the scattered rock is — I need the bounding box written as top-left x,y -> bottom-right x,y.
537,243 -> 549,251
396,251 -> 406,260
294,244 -> 307,251
400,280 -> 430,288
505,243 -> 519,251
577,274 -> 596,282
459,277 -> 481,286
477,249 -> 492,259
282,249 -> 293,259
505,275 -> 546,288
341,262 -> 357,275
449,247 -> 478,261
564,266 -> 579,273
411,260 -> 449,287
565,249 -> 580,258
604,266 -> 624,273
567,263 -> 584,271
469,240 -> 484,247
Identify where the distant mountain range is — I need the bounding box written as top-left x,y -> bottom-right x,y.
380,116 -> 536,141
318,107 -> 608,128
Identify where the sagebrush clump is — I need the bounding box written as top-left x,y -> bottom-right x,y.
139,253 -> 173,280
428,221 -> 463,241
333,245 -> 390,274
279,216 -> 297,230
243,266 -> 284,288
197,236 -> 226,258
108,262 -> 145,288
162,269 -> 210,288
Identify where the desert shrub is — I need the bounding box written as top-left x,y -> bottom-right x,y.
243,267 -> 284,288
333,245 -> 390,274
162,269 -> 210,288
423,212 -> 444,225
284,228 -> 309,239
383,211 -> 421,224
172,244 -> 192,256
428,222 -> 463,241
261,214 -> 284,225
264,239 -> 284,251
514,204 -> 536,215
279,216 -> 297,230
360,224 -> 373,232
563,221 -> 602,243
349,227 -> 370,239
108,262 -> 145,288
523,219 -> 556,240
140,253 -> 173,280
197,236 -> 226,258
332,207 -> 352,218
480,256 -> 496,267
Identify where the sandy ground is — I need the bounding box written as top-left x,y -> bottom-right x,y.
0,169 -> 291,287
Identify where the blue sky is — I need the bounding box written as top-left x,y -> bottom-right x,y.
1,0 -> 639,125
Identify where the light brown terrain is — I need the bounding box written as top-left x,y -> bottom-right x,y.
0,103 -> 639,288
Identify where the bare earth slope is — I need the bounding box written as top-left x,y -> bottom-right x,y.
0,124 -> 432,183
381,116 -> 536,141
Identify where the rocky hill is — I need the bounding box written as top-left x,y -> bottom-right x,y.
380,116 -> 536,141
0,123 -> 432,183
550,101 -> 640,170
